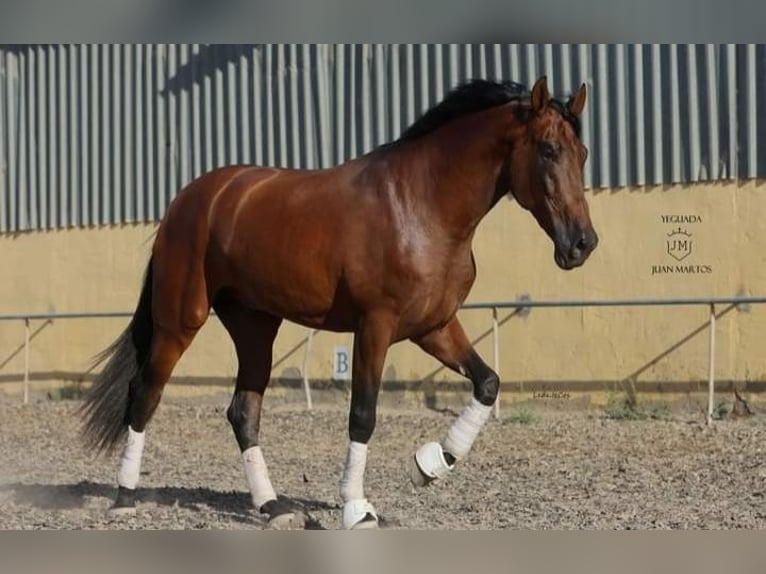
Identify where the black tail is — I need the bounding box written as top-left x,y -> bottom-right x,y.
80,258 -> 154,454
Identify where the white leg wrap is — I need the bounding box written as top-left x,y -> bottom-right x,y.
339,441 -> 368,502
442,397 -> 493,460
117,426 -> 145,490
340,442 -> 378,529
242,446 -> 278,510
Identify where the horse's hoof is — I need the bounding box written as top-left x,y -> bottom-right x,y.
342,498 -> 379,530
267,511 -> 307,530
261,498 -> 306,530
108,486 -> 137,516
409,454 -> 435,488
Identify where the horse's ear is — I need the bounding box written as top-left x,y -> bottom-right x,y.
531,76 -> 550,115
568,83 -> 587,117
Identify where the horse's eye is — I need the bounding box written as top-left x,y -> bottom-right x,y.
539,142 -> 558,161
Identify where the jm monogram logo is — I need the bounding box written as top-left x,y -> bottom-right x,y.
666,227 -> 693,262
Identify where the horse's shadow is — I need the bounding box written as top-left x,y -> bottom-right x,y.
0,481 -> 333,529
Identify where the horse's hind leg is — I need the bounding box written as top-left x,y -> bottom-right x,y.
213,299 -> 298,528
409,316 -> 497,487
111,326 -> 204,513
111,260 -> 210,514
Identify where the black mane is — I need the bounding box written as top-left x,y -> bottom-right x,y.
388,79 -> 581,147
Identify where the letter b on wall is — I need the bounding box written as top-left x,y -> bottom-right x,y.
333,345 -> 350,381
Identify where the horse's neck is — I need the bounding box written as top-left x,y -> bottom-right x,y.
418,109 -> 516,240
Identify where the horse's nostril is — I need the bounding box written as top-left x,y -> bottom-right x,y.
573,234 -> 590,253
575,230 -> 598,253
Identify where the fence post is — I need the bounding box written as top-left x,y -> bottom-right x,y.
492,307 -> 500,420
23,318 -> 30,405
706,303 -> 716,426
302,330 -> 315,411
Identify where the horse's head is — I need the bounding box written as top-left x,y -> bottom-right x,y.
509,76 -> 598,270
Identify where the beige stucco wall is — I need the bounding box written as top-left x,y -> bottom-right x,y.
1,180 -> 766,392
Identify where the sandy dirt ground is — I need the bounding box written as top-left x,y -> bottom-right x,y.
1,394 -> 765,530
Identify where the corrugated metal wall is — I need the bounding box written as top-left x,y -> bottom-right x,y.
0,44 -> 764,233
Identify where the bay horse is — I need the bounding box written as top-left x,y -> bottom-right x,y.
81,76 -> 598,529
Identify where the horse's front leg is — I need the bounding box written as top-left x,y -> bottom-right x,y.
410,316 -> 498,485
340,312 -> 396,530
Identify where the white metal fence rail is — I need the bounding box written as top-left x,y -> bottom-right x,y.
2,295 -> 765,425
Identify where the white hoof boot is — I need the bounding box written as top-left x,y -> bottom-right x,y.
410,441 -> 454,487
342,498 -> 379,530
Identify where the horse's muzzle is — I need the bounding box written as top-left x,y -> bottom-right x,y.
554,227 -> 598,270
